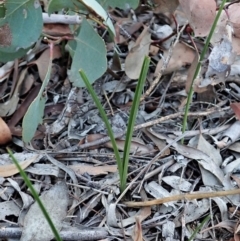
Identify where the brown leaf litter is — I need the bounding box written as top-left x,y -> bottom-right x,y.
2,1 -> 240,240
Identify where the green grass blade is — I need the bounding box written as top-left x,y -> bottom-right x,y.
7,148 -> 62,241
182,0 -> 227,140
79,70 -> 123,181
121,56 -> 150,192
188,214 -> 210,241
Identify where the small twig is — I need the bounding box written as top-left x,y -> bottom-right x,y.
124,188 -> 240,207
42,13 -> 82,24
140,24 -> 186,101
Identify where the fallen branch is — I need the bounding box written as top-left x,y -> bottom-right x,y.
0,226 -> 107,240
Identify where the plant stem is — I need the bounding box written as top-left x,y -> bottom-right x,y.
181,0 -> 227,142
7,148 -> 62,241
120,56 -> 150,192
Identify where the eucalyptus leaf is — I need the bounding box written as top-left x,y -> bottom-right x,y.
97,0 -> 139,10
0,48 -> 30,63
0,0 -> 42,54
48,0 -> 115,37
22,95 -> 46,143
48,0 -> 85,14
68,18 -> 107,87
22,46 -> 52,143
0,5 -> 6,18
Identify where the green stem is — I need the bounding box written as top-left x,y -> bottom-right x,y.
181,0 -> 227,142
188,215 -> 210,241
120,56 -> 150,192
7,148 -> 62,241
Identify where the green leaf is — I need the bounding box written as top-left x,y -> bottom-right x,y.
22,95 -> 46,143
97,0 -> 139,10
7,149 -> 63,241
79,70 -> 123,180
22,46 -> 53,143
48,0 -> 115,37
68,18 -> 107,87
121,56 -> 150,192
0,48 -> 29,63
0,5 -> 6,18
48,0 -> 85,14
0,0 -> 43,53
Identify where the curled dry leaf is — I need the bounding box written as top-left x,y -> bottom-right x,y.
0,68 -> 28,117
132,217 -> 143,241
143,128 -> 170,156
179,0 -> 216,37
0,117 -> 12,145
221,121 -> 240,145
201,36 -> 235,87
154,42 -> 195,75
125,26 -> 151,79
30,45 -> 62,82
196,134 -> 223,186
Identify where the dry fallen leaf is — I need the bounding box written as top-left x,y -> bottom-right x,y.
179,0 -> 216,37
0,155 -> 37,177
211,3 -> 240,54
125,26 -> 151,79
154,42 -> 195,75
132,217 -> 143,241
231,102 -> 240,120
0,68 -> 28,117
143,128 -> 170,156
227,3 -> 240,38
20,182 -> 69,241
69,164 -> 117,176
30,45 -> 62,82
0,61 -> 14,83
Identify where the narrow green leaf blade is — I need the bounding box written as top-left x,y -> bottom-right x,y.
79,70 -> 123,180
7,149 -> 62,241
121,56 -> 150,192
